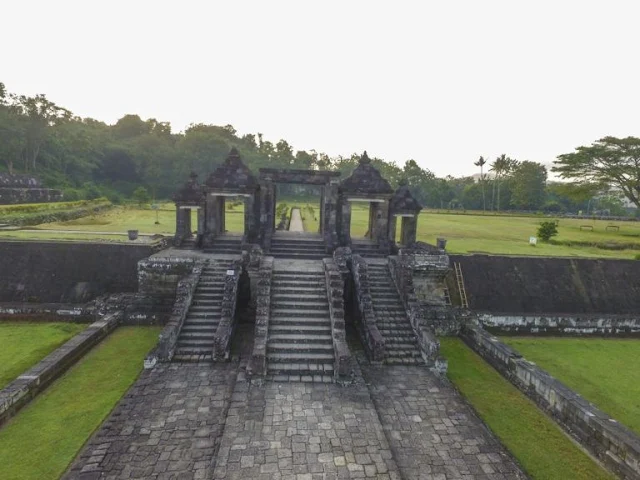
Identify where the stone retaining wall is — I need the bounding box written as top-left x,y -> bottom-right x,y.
0,312 -> 121,426
0,303 -> 93,322
479,313 -> 640,336
461,324 -> 640,479
0,240 -> 159,303
247,256 -> 273,378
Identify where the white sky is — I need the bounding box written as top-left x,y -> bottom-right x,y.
2,0 -> 639,177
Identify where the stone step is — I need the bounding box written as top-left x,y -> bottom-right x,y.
273,270 -> 324,277
173,353 -> 213,363
272,295 -> 327,304
180,325 -> 218,333
182,317 -> 220,325
177,339 -> 214,348
271,308 -> 329,317
272,287 -> 325,295
385,357 -> 423,365
267,342 -> 333,353
266,362 -> 334,374
268,333 -> 332,343
266,374 -> 334,383
269,324 -> 332,334
272,281 -> 326,289
270,315 -> 330,325
271,252 -> 327,260
267,352 -> 334,362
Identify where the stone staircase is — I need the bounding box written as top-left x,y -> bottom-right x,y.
366,261 -> 423,365
266,262 -> 334,381
178,236 -> 197,249
173,261 -> 230,362
269,233 -> 327,259
204,234 -> 242,255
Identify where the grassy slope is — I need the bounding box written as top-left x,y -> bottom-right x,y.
0,327 -> 160,480
0,322 -> 86,389
440,338 -> 614,480
501,337 -> 640,435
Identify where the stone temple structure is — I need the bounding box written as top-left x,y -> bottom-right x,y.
172,148 -> 423,256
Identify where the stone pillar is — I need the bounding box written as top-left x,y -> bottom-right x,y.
184,208 -> 192,236
374,200 -> 390,250
244,194 -> 256,243
197,207 -> 205,236
388,214 -> 398,249
219,198 -> 226,234
323,180 -> 339,252
340,197 -> 352,247
259,181 -> 275,249
401,216 -> 417,246
319,187 -> 325,234
174,207 -> 186,244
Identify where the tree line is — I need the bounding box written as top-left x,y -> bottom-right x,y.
0,83 -> 636,216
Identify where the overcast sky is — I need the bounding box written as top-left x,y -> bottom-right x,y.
2,1 -> 638,177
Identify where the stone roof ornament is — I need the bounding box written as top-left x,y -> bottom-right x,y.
390,178 -> 422,214
173,171 -> 204,204
205,147 -> 257,191
340,151 -> 393,195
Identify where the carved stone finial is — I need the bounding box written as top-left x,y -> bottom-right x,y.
360,151 -> 371,164
229,147 -> 240,157
398,178 -> 408,187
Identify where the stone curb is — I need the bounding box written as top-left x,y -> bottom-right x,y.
0,311 -> 121,427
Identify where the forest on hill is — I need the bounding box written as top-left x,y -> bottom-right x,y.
0,82 -> 632,215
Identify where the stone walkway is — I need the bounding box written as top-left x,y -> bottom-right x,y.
64,363 -> 238,480
361,365 -> 525,479
288,208 -> 305,232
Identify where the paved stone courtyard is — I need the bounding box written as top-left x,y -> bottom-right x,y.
65,328 -> 525,480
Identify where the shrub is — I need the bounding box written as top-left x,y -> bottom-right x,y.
132,186 -> 151,206
537,221 -> 558,241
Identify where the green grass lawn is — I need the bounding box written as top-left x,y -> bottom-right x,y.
5,198 -> 640,258
347,204 -> 640,258
501,337 -> 640,435
0,322 -> 86,390
440,337 -> 614,480
0,326 -> 160,480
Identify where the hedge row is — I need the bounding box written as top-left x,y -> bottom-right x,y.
1,201 -> 113,227
0,198 -> 110,215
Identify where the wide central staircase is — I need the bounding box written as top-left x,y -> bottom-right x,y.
266,261 -> 334,382
173,261 -> 231,362
203,234 -> 243,255
366,261 -> 423,365
270,232 -> 327,260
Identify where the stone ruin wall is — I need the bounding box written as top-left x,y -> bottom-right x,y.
0,173 -> 63,204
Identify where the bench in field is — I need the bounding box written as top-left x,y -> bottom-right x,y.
580,225 -> 593,231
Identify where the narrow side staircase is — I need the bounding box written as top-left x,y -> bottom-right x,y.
270,233 -> 327,260
266,262 -> 334,381
351,239 -> 387,258
173,261 -> 231,362
366,261 -> 423,365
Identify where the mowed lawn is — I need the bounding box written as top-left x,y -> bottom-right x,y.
0,322 -> 86,389
0,327 -> 160,480
501,337 -> 640,435
440,338 -> 614,480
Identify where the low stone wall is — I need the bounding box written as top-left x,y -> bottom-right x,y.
479,313 -> 640,336
144,261 -> 205,366
247,256 -> 274,378
461,324 -> 640,479
351,255 -> 385,362
0,312 -> 121,426
137,256 -> 196,297
388,256 -> 440,366
0,240 -> 160,303
324,258 -> 352,383
0,173 -> 63,205
0,302 -> 93,322
212,259 -> 243,361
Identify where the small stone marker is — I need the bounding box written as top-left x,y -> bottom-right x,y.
226,270 -> 234,275
529,236 -> 537,246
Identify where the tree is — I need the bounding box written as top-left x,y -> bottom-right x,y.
510,161 -> 547,210
132,186 -> 151,206
553,136 -> 640,208
474,156 -> 487,212
490,154 -> 517,212
537,221 -> 558,241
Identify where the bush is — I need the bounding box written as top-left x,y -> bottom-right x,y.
537,221 -> 559,241
132,186 -> 151,206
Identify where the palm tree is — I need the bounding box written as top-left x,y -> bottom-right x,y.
490,155 -> 518,212
474,156 -> 487,212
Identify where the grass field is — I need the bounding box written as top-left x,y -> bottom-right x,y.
501,337 -> 640,435
0,322 -> 86,390
440,338 -> 614,480
0,326 -> 160,480
4,199 -> 640,258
